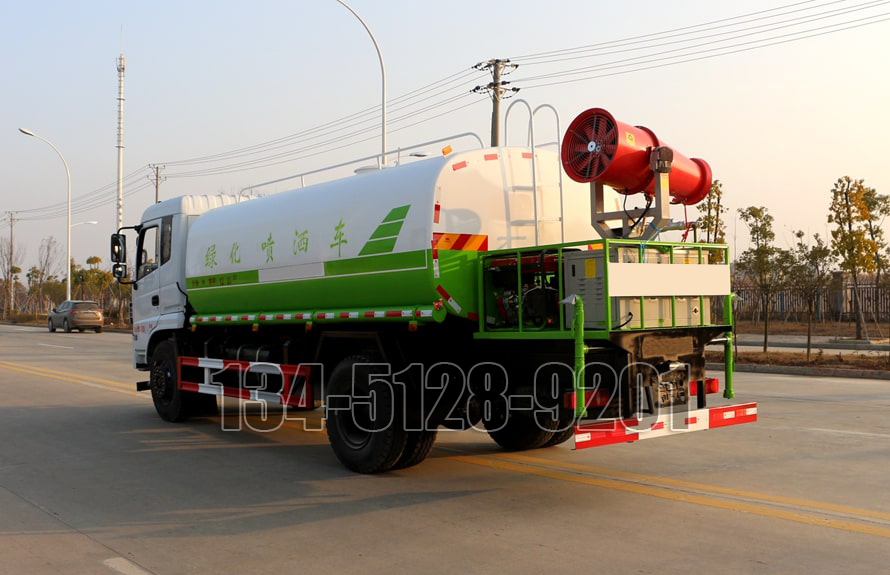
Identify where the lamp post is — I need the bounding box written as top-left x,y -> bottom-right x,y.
334,0 -> 387,167
19,128 -> 72,300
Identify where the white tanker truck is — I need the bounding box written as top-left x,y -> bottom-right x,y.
111,107 -> 756,473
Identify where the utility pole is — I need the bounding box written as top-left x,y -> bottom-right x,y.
472,59 -> 519,147
116,54 -> 126,231
6,211 -> 14,319
148,164 -> 165,204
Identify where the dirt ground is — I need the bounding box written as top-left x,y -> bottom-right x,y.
735,319 -> 890,339
706,350 -> 890,371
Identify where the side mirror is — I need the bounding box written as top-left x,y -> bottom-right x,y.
51,308 -> 57,313
111,234 -> 127,263
112,263 -> 128,279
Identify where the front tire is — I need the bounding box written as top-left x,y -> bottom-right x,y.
325,355 -> 407,473
48,319 -> 55,333
149,340 -> 191,422
63,319 -> 71,333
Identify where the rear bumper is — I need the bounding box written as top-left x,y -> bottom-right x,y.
574,402 -> 757,449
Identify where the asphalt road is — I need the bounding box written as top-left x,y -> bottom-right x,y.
1,324 -> 889,575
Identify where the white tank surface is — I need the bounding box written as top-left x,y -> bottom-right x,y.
183,147 -> 605,317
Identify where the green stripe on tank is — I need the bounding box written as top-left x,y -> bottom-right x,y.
325,249 -> 426,275
358,237 -> 398,256
187,270 -> 259,290
368,221 -> 404,240
382,205 -> 410,222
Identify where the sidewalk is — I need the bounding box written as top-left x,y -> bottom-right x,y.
733,333 -> 890,353
707,332 -> 890,380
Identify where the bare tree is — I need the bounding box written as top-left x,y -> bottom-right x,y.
37,236 -> 62,292
0,236 -> 26,318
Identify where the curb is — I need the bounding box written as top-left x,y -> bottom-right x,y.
707,362 -> 890,380
735,338 -> 890,352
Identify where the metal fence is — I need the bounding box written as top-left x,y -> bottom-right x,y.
734,282 -> 890,323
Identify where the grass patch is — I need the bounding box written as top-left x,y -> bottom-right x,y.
706,350 -> 890,371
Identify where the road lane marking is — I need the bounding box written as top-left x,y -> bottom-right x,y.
103,557 -> 156,575
440,449 -> 890,539
483,450 -> 890,523
806,427 -> 890,439
0,361 -> 143,398
38,343 -> 75,349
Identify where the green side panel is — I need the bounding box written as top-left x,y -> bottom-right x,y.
187,247 -> 486,320
190,269 -> 432,315
436,250 -> 482,318
186,270 -> 259,290
358,237 -> 398,256
382,205 -> 411,222
368,221 -> 404,240
325,250 -> 426,275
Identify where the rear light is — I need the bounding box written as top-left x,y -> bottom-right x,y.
563,389 -> 611,409
690,378 -> 720,396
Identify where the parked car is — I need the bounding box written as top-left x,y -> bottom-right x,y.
48,300 -> 104,333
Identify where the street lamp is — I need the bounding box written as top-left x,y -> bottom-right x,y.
334,0 -> 387,167
19,128 -> 72,300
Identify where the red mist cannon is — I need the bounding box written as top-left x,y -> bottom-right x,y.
560,107 -> 713,239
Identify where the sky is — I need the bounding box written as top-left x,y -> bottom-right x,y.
2,0 -> 889,275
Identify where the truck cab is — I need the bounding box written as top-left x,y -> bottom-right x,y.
115,195 -> 247,368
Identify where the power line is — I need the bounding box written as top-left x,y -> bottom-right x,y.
511,0 -> 851,62
517,9 -> 890,89
158,67 -> 484,167
515,0 -> 889,82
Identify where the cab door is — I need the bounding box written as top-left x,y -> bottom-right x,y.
132,222 -> 161,359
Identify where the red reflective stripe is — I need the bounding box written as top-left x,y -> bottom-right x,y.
484,153 -> 499,161
385,310 -> 402,318
434,203 -> 441,223
450,234 -> 472,251
452,161 -> 467,171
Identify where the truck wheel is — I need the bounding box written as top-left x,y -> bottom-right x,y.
149,340 -> 191,422
392,429 -> 437,470
63,319 -> 71,333
48,319 -> 55,333
543,424 -> 575,447
325,355 -> 407,473
485,411 -> 560,451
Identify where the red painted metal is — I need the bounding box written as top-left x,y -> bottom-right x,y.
561,107 -> 712,205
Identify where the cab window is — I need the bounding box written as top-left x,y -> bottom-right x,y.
137,225 -> 159,280
160,215 -> 173,265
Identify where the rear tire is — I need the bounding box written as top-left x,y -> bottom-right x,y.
392,429 -> 437,470
325,355 -> 406,473
542,424 -> 575,447
485,410 -> 560,451
63,319 -> 71,333
95,326 -> 103,333
48,319 -> 55,333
